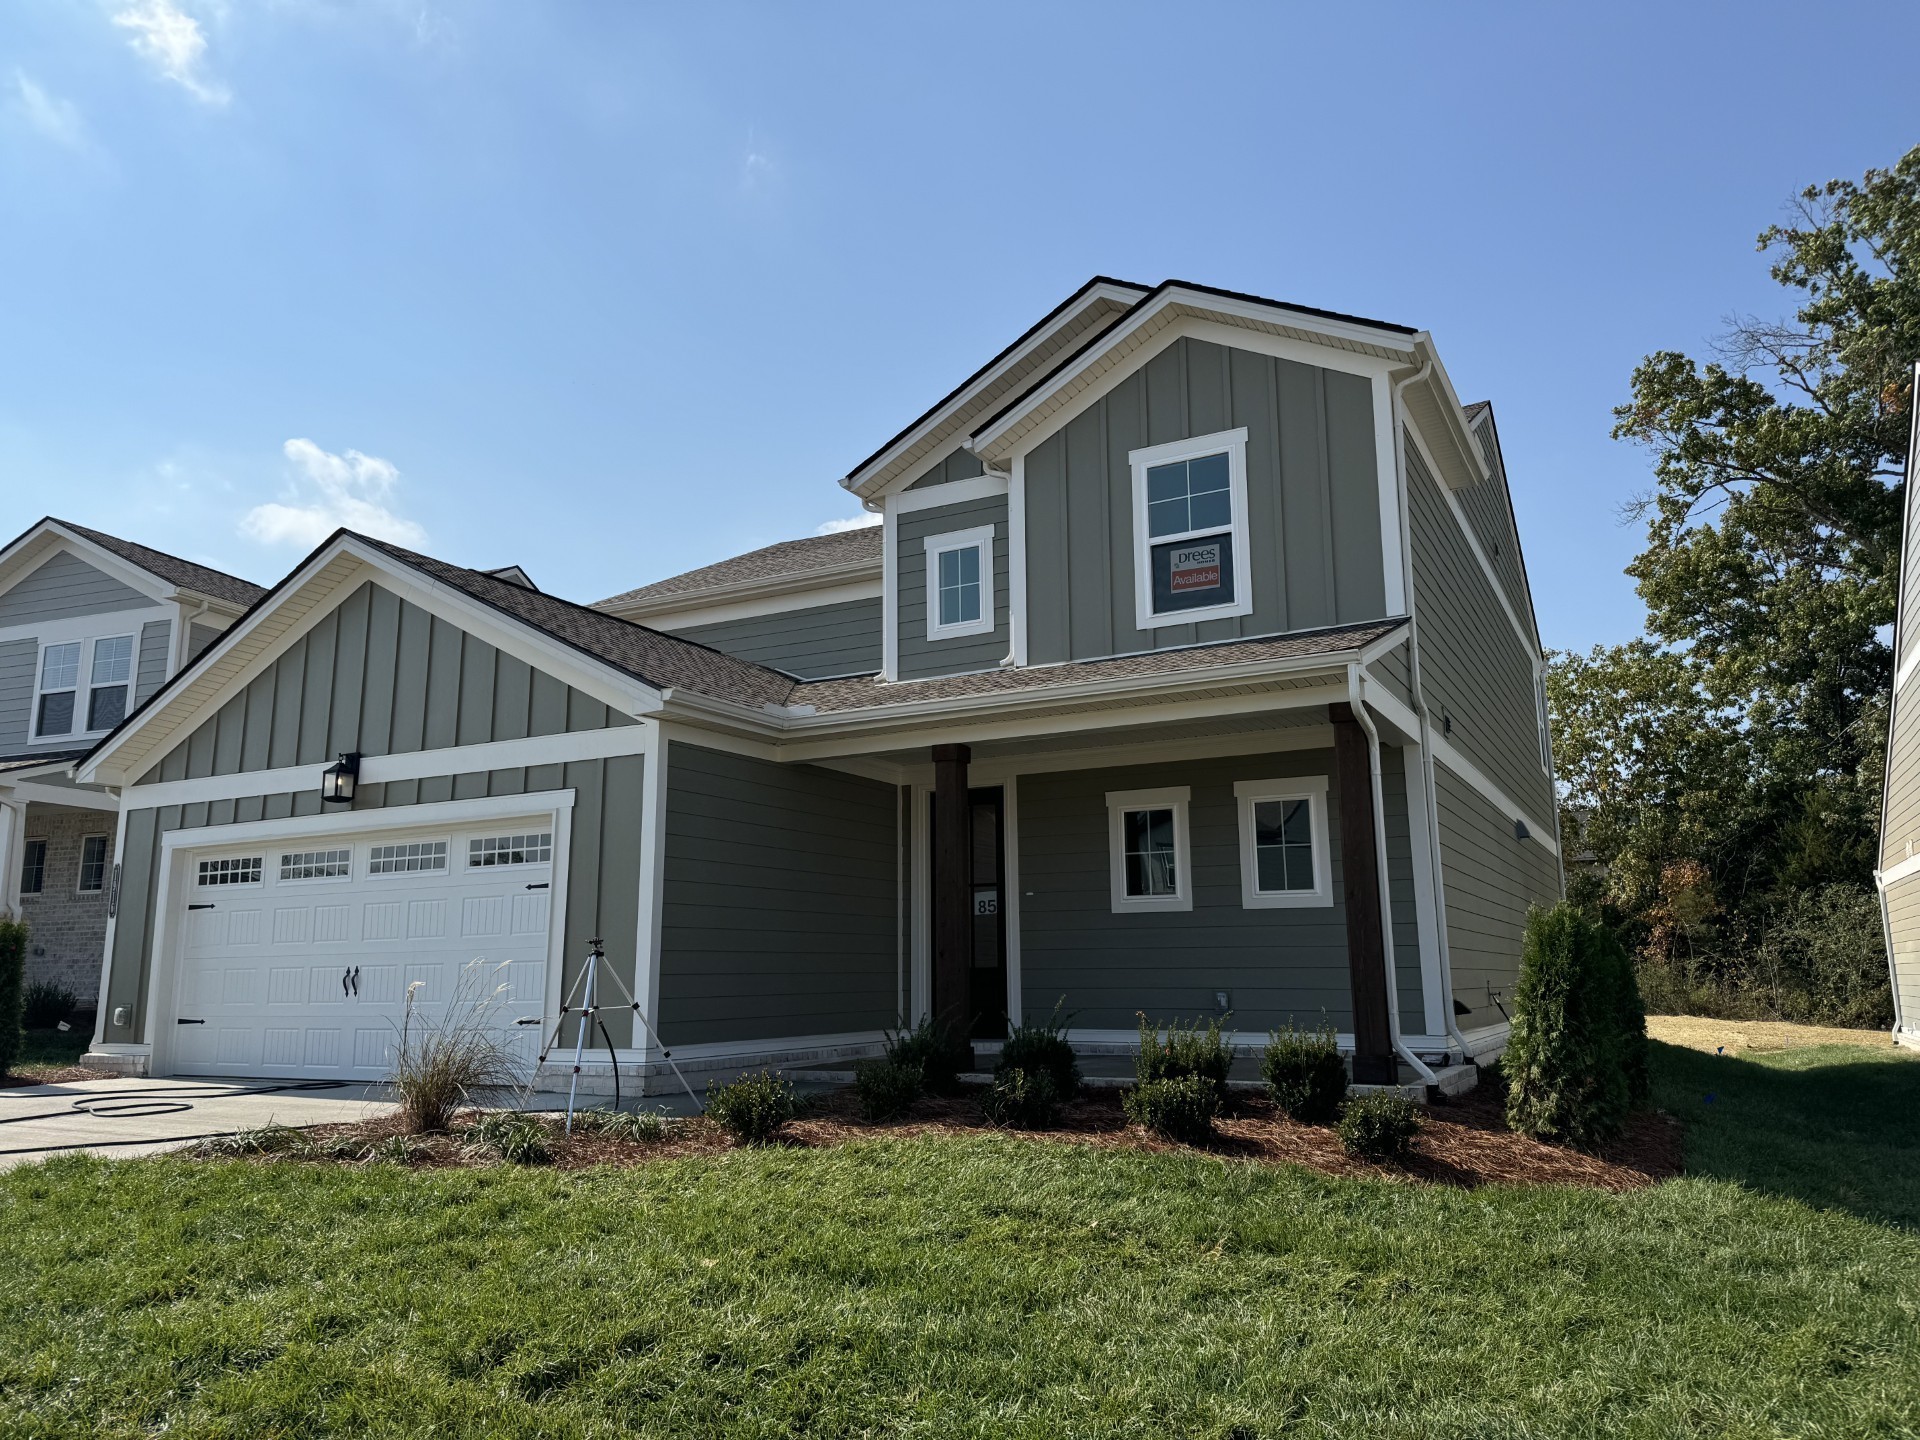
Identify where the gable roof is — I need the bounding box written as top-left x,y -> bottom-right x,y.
0,518 -> 266,608
597,526 -> 881,613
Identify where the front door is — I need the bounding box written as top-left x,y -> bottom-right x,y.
930,786 -> 1008,1040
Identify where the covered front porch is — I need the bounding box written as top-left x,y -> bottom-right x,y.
0,758 -> 120,1013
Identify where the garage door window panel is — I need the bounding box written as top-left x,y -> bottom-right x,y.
469,832 -> 552,867
197,856 -> 263,887
369,840 -> 449,876
280,849 -> 352,882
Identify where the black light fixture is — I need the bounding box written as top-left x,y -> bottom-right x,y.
320,752 -> 360,805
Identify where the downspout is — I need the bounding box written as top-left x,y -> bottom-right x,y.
1348,664 -> 1437,1085
1875,871 -> 1906,1041
1392,360 -> 1474,1061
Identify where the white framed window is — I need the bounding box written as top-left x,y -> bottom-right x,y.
78,834 -> 111,893
368,840 -> 449,875
1129,427 -> 1252,631
33,634 -> 134,740
197,856 -> 263,887
1233,778 -> 1332,909
1105,786 -> 1193,913
922,524 -> 996,640
280,848 -> 352,882
469,832 -> 553,867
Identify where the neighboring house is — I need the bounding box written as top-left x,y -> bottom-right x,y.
0,519 -> 264,1007
1878,362 -> 1920,1052
74,276 -> 1561,1089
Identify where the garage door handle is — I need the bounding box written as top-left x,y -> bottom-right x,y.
525,883 -> 548,890
176,1017 -> 205,1025
188,903 -> 215,911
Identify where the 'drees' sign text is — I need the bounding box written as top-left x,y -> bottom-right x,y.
1168,542 -> 1223,594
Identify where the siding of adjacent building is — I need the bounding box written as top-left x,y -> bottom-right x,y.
658,742 -> 897,1046
1434,765 -> 1561,1031
135,619 -> 172,706
1015,747 -> 1422,1035
1022,337 -> 1388,665
895,494 -> 1011,680
673,597 -> 882,679
103,578 -> 644,1045
0,551 -> 150,626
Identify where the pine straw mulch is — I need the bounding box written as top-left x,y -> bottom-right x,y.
262,1083 -> 1681,1194
0,1064 -> 97,1088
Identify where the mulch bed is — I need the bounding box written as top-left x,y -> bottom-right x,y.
272,1083 -> 1682,1192
0,1065 -> 98,1088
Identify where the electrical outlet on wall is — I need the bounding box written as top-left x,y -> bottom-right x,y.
1214,990 -> 1230,1011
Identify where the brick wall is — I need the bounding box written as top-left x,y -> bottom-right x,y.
18,803 -> 113,1008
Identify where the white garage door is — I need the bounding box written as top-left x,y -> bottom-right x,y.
169,819 -> 555,1081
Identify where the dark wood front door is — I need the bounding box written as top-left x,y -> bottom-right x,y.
931,785 -> 1008,1040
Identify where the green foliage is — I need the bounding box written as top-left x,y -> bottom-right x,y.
854,1057 -> 923,1122
19,980 -> 75,1031
1338,1091 -> 1422,1162
573,1107 -> 671,1144
996,1000 -> 1080,1098
0,917 -> 24,1078
884,1015 -> 965,1094
1134,1013 -> 1233,1099
1123,1073 -> 1220,1143
979,1066 -> 1058,1129
1262,1022 -> 1348,1123
463,1111 -> 553,1166
386,960 -> 525,1133
1505,904 -> 1651,1147
196,1123 -> 308,1158
706,1069 -> 797,1145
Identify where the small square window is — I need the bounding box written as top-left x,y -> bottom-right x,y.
1234,778 -> 1331,908
1105,787 -> 1192,913
921,524 -> 996,640
20,839 -> 47,896
78,835 -> 110,893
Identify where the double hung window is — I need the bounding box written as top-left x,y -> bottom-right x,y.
1129,428 -> 1252,630
33,634 -> 134,739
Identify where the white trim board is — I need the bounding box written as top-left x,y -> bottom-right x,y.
892,474 -> 1011,514
1430,735 -> 1558,858
0,604 -> 175,649
922,523 -> 997,640
7,781 -> 119,813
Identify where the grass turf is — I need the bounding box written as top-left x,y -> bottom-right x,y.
0,1042 -> 1916,1437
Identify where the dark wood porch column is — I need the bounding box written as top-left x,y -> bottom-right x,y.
1329,703 -> 1396,1085
930,743 -> 972,1039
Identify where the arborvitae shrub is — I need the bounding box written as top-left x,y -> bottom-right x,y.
1123,1074 -> 1220,1143
997,1001 -> 1080,1098
706,1069 -> 797,1144
1135,1014 -> 1233,1099
1504,903 -> 1640,1147
979,1066 -> 1058,1129
854,1057 -> 923,1122
0,918 -> 26,1078
1593,922 -> 1650,1110
1338,1090 -> 1422,1161
1262,1022 -> 1348,1123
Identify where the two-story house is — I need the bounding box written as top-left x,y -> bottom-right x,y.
0,519 -> 263,1008
73,277 -> 1561,1088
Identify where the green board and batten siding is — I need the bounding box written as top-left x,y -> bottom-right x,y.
659,742 -> 897,1046
102,580 -> 647,1045
674,597 -> 881,679
1022,337 -> 1388,665
894,495 -> 1011,681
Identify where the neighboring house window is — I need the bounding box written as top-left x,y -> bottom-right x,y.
20,838 -> 47,895
33,634 -> 134,739
1105,786 -> 1193,913
77,835 -> 110,893
369,840 -> 449,875
1233,778 -> 1332,908
922,525 -> 996,640
1128,427 -> 1252,631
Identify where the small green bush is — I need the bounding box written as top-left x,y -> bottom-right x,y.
885,1016 -> 966,1093
21,979 -> 76,1030
1262,1022 -> 1348,1123
574,1107 -> 670,1144
979,1066 -> 1058,1129
197,1123 -> 308,1158
1338,1091 -> 1422,1161
0,917 -> 25,1077
854,1057 -> 923,1122
706,1069 -> 797,1145
997,1000 -> 1080,1098
1123,1074 -> 1220,1143
464,1111 -> 553,1165
1135,1013 -> 1233,1099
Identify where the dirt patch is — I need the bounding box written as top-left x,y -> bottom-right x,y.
245,1083 -> 1680,1193
0,1066 -> 98,1088
1648,1015 -> 1896,1056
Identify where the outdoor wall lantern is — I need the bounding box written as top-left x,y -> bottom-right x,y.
320,752 -> 361,805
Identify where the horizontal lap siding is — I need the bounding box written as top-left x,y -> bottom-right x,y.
1435,765 -> 1560,1030
896,496 -> 1010,680
1367,645 -> 1412,711
1882,871 -> 1920,1031
1882,667 -> 1920,869
659,743 -> 897,1046
135,620 -> 172,705
1461,417 -> 1536,644
674,597 -> 881,679
1408,442 -> 1554,823
1021,337 -> 1386,666
0,552 -> 149,625
0,637 -> 34,750
1018,748 -> 1419,1034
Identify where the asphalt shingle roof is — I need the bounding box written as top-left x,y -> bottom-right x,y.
55,520 -> 267,607
596,526 -> 881,609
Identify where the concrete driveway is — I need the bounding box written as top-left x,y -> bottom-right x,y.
0,1076 -> 397,1170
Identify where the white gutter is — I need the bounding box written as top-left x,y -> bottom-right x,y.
1348,663 -> 1437,1085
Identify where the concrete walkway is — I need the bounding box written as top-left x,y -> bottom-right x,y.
0,1077 -> 397,1170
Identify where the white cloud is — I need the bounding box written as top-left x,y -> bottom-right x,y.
9,71 -> 89,149
815,513 -> 880,535
240,438 -> 426,549
113,0 -> 230,107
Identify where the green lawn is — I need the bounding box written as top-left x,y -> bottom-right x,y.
1,1043 -> 1916,1438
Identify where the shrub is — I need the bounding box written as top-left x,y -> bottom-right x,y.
464,1110 -> 553,1165
1504,903 -> 1637,1147
197,1122 -> 308,1158
979,1066 -> 1058,1129
1123,1074 -> 1219,1143
1593,923 -> 1650,1110
1338,1091 -> 1422,1161
1262,1022 -> 1348,1123
885,1015 -> 966,1093
854,1057 -> 923,1122
0,917 -> 24,1077
997,1000 -> 1080,1098
706,1069 -> 797,1144
386,959 -> 526,1133
1135,1013 -> 1234,1099
21,979 -> 76,1030
372,1134 -> 424,1165
574,1107 -> 670,1144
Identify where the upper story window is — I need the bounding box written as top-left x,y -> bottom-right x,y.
1128,428 -> 1252,631
34,633 -> 134,740
922,524 -> 996,640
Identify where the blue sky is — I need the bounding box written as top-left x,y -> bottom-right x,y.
0,2 -> 1912,650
